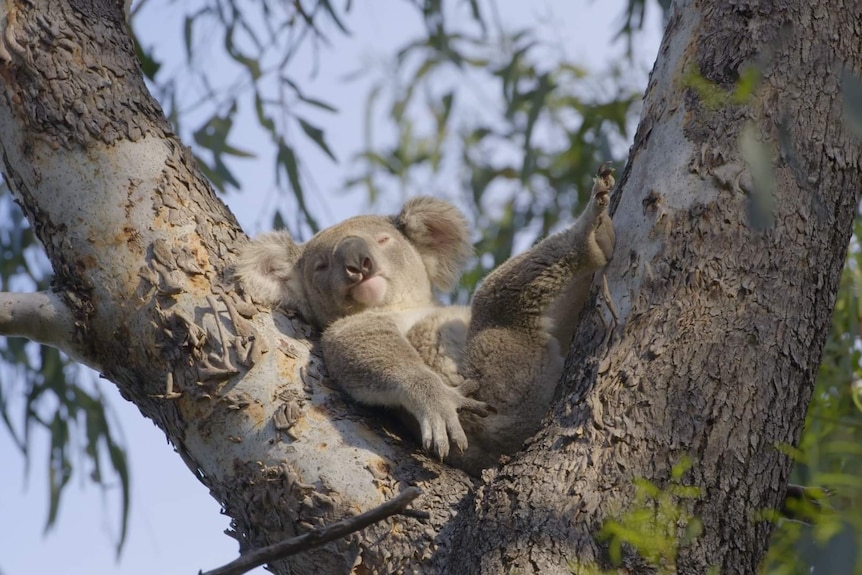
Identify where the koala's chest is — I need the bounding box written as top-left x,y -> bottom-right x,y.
396,306 -> 471,387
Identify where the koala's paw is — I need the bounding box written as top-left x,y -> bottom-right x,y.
416,401 -> 463,460
592,161 -> 616,207
415,386 -> 494,459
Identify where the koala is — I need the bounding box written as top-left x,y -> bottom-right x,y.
235,166 -> 615,475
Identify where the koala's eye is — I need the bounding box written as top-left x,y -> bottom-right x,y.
313,260 -> 329,272
377,235 -> 391,245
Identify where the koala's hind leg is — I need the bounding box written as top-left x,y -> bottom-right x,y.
469,166 -> 615,335
462,166 -> 616,460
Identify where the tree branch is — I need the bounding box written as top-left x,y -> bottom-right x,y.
0,291 -> 97,369
200,487 -> 424,575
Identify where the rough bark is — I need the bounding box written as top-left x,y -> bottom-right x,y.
443,0 -> 862,573
0,0 -> 858,574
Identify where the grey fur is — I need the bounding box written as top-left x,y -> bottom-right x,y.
235,170 -> 615,474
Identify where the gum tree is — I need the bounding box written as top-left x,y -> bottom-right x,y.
0,0 -> 859,573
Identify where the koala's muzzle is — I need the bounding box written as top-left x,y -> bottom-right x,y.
335,236 -> 376,284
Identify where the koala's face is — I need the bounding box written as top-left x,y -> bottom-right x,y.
298,215 -> 435,327
236,196 -> 473,329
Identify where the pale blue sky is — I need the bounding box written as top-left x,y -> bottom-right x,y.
0,2 -> 662,574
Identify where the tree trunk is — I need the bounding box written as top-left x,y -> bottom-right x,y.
442,0 -> 862,573
0,1 -> 858,575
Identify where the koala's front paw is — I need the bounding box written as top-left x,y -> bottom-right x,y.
415,385 -> 493,459
416,400 -> 463,460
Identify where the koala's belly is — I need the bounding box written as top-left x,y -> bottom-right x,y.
401,306 -> 471,387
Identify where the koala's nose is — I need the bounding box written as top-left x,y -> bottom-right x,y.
334,236 -> 375,283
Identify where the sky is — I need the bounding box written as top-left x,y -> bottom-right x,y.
0,2 -> 662,574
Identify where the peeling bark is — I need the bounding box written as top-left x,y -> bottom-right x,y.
0,0 -> 858,574
0,2 -> 472,573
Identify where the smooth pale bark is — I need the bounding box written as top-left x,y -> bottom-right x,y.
0,1 -> 858,574
0,291 -> 87,362
0,2 -> 471,573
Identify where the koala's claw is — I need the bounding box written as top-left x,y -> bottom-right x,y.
418,411 -> 468,460
597,161 -> 615,178
459,396 -> 495,417
446,417 -> 469,454
456,377 -> 481,396
419,414 -> 451,459
591,163 -> 615,212
452,378 -> 495,417
415,384 -> 482,459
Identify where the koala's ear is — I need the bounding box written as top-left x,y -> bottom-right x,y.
395,196 -> 473,291
234,231 -> 305,308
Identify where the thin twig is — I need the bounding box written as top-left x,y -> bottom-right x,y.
199,487 -> 423,575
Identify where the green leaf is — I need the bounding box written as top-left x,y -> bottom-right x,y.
183,15 -> 194,63
194,153 -> 235,193
277,142 -> 319,233
814,472 -> 862,489
281,76 -> 338,113
297,95 -> 338,113
219,144 -> 255,159
212,156 -> 241,189
191,106 -> 252,191
671,455 -> 693,480
320,0 -> 350,34
223,22 -> 261,80
272,210 -> 286,231
46,410 -> 71,531
133,39 -> 161,80
732,65 -> 762,104
298,118 -> 337,161
107,440 -> 130,555
253,92 -> 276,133
467,0 -> 484,28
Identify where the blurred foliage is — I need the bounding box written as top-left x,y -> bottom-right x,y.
344,2 -> 644,295
0,188 -> 130,553
592,457 -> 707,574
761,215 -> 862,574
131,0 -> 353,233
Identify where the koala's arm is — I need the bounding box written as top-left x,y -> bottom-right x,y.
322,313 -> 490,459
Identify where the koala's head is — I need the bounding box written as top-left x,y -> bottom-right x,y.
235,197 -> 472,328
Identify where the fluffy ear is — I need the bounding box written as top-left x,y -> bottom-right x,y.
234,231 -> 305,308
394,196 -> 473,291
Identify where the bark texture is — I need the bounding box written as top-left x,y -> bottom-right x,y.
0,2 -> 475,573
0,0 -> 858,574
444,0 -> 862,573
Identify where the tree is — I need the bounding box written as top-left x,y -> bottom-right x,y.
0,0 -> 859,574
